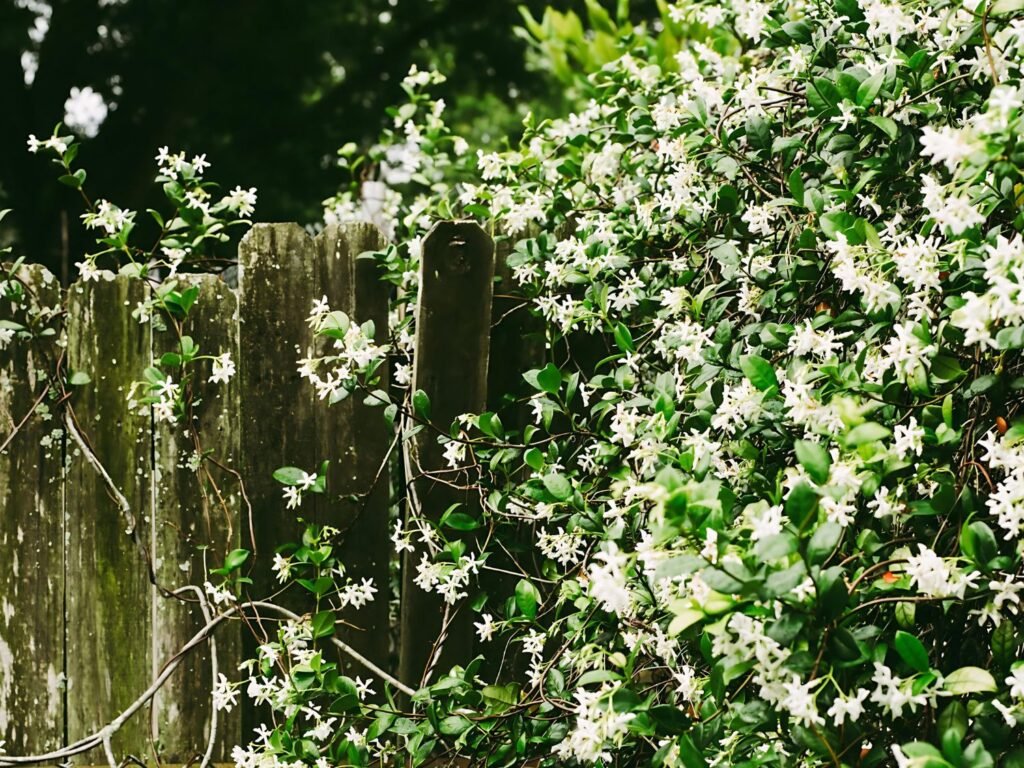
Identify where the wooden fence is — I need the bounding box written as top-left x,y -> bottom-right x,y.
0,220 -> 519,764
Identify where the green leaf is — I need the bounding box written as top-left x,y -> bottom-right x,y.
536,363 -> 562,394
438,714 -> 472,737
992,0 -> 1024,13
613,322 -> 635,353
788,168 -> 805,203
542,473 -> 572,501
442,511 -> 480,531
996,326 -> 1024,350
311,609 -> 335,639
477,411 -> 504,439
894,630 -> 930,673
272,466 -> 309,485
845,422 -> 891,447
895,600 -> 916,629
795,440 -> 831,484
865,115 -> 898,140
960,520 -> 997,565
756,532 -> 798,561
766,562 -> 807,596
944,666 -> 997,695
856,71 -> 884,106
785,483 -> 819,528
668,607 -> 704,636
577,669 -> 623,686
515,579 -> 540,620
223,548 -> 250,571
807,521 -> 842,564
481,683 -> 519,712
739,354 -> 778,391
412,389 -> 431,420
524,447 -> 544,471
992,621 -> 1018,669
937,701 -> 968,741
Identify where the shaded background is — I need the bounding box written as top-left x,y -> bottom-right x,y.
0,0 -> 585,278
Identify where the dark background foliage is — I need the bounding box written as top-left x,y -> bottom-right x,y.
0,0 -> 582,278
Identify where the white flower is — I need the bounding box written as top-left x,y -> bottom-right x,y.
345,726 -> 366,747
892,417 -> 925,459
538,528 -> 586,566
993,699 -> 1018,726
827,687 -> 869,726
0,328 -> 15,349
920,126 -> 979,172
272,553 -> 292,583
209,352 -> 236,384
474,613 -> 496,642
283,486 -> 302,509
905,545 -> 978,599
587,543 -> 633,618
554,684 -> 636,763
921,173 -> 985,235
224,186 -> 257,217
781,676 -> 824,727
673,665 -> 699,701
212,673 -> 239,712
27,133 -> 68,155
63,86 -> 108,138
1007,667 -> 1024,699
443,440 -> 467,469
354,676 -> 376,699
305,717 -> 336,742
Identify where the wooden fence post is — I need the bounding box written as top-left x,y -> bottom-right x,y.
399,220 -> 494,688
151,273 -> 241,761
65,275 -> 153,762
0,265 -> 64,754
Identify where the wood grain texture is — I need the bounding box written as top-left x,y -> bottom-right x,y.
314,223 -> 392,679
0,264 -> 64,754
65,275 -> 153,763
236,223 -> 324,735
151,273 -> 241,761
399,221 -> 494,688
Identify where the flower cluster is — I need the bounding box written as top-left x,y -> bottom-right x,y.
261,0 -> 1024,764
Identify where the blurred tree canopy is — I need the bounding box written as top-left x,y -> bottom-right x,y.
0,0 -> 592,277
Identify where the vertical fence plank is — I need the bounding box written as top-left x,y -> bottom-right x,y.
151,273 -> 241,761
65,275 -> 153,762
0,265 -> 64,754
237,223 -> 322,733
399,221 -> 494,688
314,223 -> 392,678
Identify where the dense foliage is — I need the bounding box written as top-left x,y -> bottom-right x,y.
9,0 -> 1024,765
315,0 -> 1024,764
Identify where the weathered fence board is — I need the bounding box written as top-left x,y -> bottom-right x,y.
314,223 -> 391,678
0,265 -> 64,754
399,220 -> 495,687
151,273 -> 241,761
0,219 -> 504,759
65,275 -> 154,762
